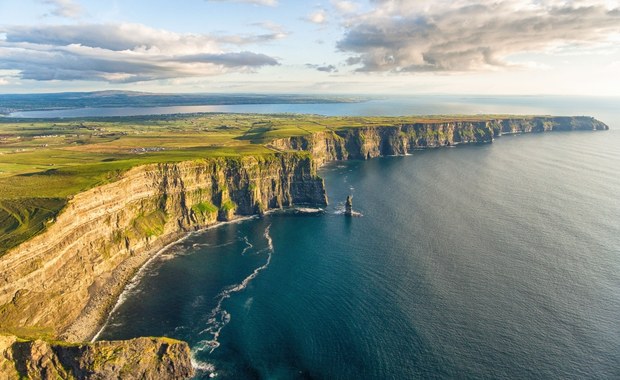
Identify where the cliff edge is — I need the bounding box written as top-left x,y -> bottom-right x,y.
0,115 -> 608,378
269,116 -> 609,164
0,153 -> 326,342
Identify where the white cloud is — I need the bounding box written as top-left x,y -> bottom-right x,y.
0,23 -> 279,83
306,9 -> 328,24
41,0 -> 83,19
338,0 -> 620,72
331,1 -> 358,14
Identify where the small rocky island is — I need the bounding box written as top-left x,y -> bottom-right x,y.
345,195 -> 353,216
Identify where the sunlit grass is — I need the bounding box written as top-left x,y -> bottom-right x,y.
0,112 -> 541,254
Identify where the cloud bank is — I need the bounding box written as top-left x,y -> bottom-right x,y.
337,0 -> 620,72
0,23 -> 280,83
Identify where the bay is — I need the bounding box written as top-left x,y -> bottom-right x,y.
6,95 -> 620,127
97,97 -> 620,379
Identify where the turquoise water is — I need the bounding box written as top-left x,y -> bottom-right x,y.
98,127 -> 620,379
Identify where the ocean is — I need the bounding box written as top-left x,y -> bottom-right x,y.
95,97 -> 619,379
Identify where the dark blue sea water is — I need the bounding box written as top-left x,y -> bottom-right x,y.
96,98 -> 620,379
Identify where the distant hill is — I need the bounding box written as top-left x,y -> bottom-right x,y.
0,91 -> 364,113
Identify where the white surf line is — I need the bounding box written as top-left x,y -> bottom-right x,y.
241,236 -> 253,255
196,224 -> 274,354
90,215 -> 259,343
90,235 -> 191,342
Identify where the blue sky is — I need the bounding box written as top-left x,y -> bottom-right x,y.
1,0 -> 619,95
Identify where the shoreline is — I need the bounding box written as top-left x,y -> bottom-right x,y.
70,129 -> 561,343
83,212 -> 280,343
37,119 -> 611,343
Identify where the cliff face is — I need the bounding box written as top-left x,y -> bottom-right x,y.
0,335 -> 193,379
0,153 -> 326,341
269,116 -> 609,162
0,115 -> 607,378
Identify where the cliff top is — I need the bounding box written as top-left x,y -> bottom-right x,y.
0,113 -> 603,254
0,334 -> 194,379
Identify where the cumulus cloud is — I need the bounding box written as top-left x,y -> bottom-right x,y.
337,0 -> 620,72
0,23 -> 279,83
42,0 -> 83,19
205,0 -> 278,6
306,63 -> 338,72
306,9 -> 328,24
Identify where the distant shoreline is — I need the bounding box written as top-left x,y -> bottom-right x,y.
0,91 -> 366,117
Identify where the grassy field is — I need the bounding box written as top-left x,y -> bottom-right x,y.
0,112 -> 530,255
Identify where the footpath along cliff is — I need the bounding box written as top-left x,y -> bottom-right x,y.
0,116 -> 608,379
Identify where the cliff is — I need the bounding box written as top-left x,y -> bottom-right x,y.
268,116 -> 608,164
0,115 -> 607,377
0,335 -> 193,379
0,153 -> 326,343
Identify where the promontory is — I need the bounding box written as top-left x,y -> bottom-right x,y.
0,113 -> 608,378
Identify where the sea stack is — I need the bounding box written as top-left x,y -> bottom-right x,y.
345,195 -> 353,216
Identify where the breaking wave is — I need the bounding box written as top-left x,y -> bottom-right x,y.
195,224 -> 274,354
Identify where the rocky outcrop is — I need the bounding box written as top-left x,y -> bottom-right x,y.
0,334 -> 193,379
345,196 -> 353,217
269,116 -> 609,162
0,153 -> 326,342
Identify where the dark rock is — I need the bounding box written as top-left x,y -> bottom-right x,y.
0,335 -> 194,380
345,195 -> 353,216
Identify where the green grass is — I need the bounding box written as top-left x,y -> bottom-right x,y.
0,113 -> 543,255
192,201 -> 218,215
0,326 -> 56,341
220,200 -> 236,212
128,210 -> 167,239
0,198 -> 67,256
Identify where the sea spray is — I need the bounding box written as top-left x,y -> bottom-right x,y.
241,236 -> 253,255
195,224 -> 274,354
92,215 -> 259,343
90,235 -> 192,342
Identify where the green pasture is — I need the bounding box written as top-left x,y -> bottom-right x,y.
0,113 -> 537,255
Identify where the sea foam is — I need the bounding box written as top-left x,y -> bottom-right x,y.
195,224 -> 274,353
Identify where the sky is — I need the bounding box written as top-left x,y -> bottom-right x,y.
0,0 -> 620,95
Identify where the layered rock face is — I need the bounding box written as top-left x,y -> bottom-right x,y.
0,116 -> 607,378
0,335 -> 193,379
269,116 -> 609,162
0,153 -> 326,342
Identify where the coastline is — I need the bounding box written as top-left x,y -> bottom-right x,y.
65,119 -> 610,344
2,116 -> 607,347
65,215 -> 261,343
84,211 -> 288,343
